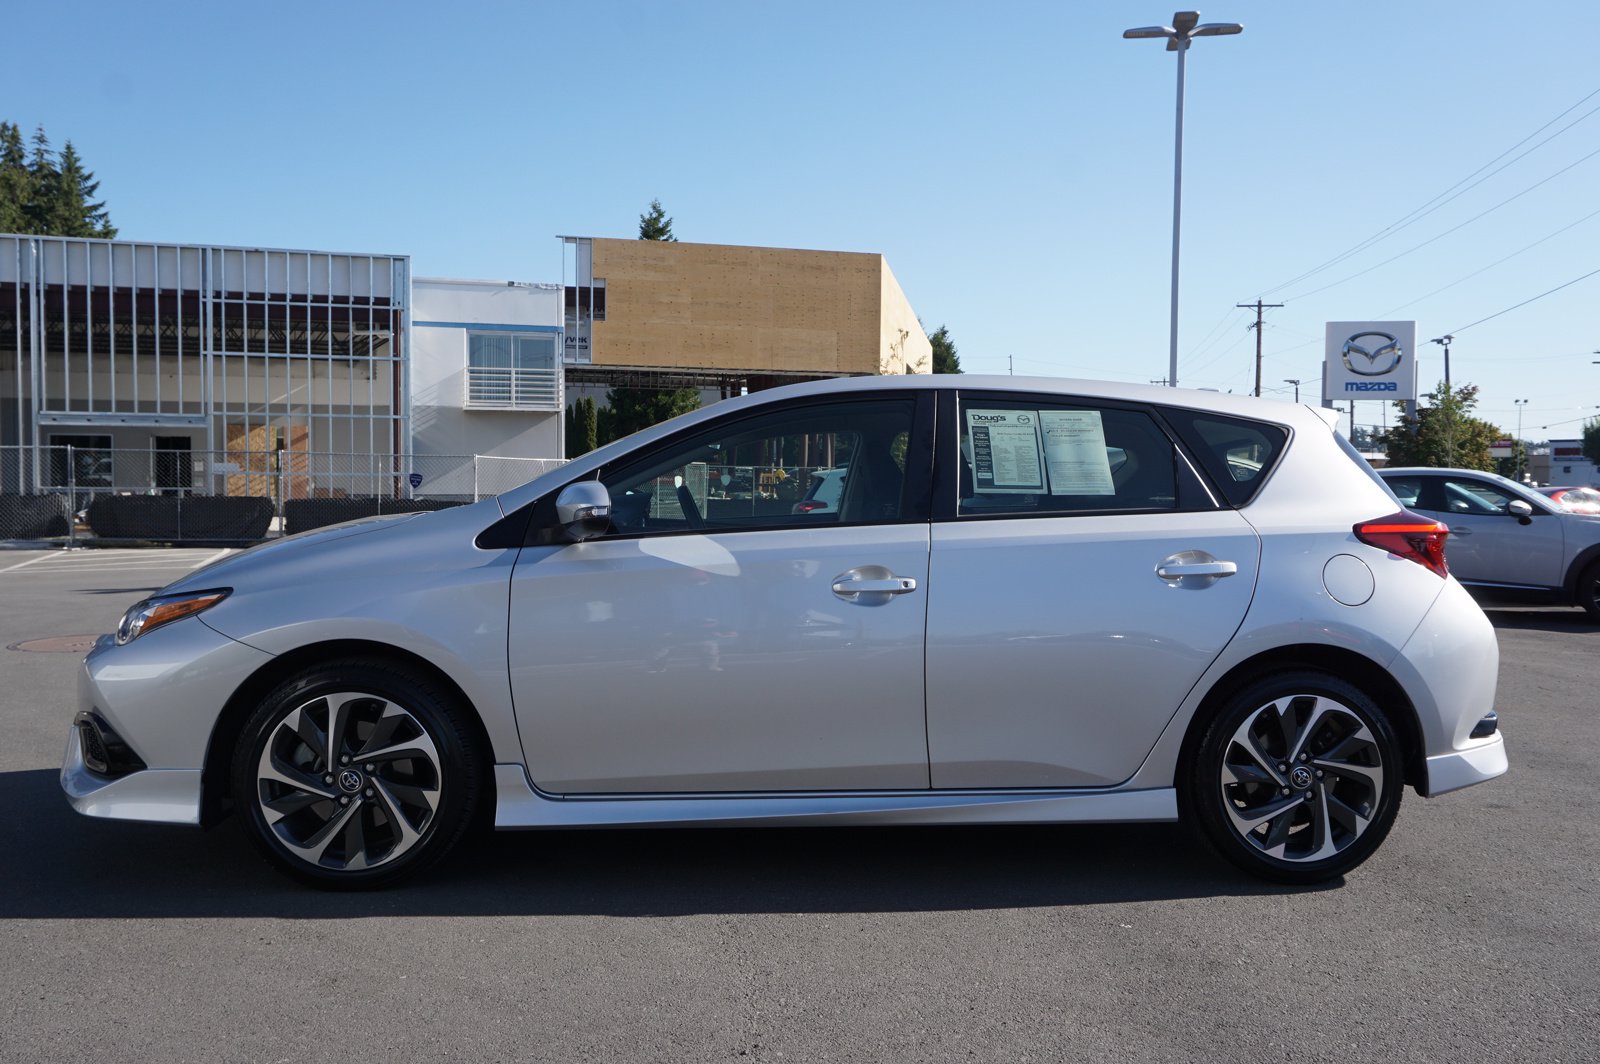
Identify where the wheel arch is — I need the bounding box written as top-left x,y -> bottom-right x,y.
1176,644 -> 1426,796
1562,543 -> 1600,601
200,638 -> 496,828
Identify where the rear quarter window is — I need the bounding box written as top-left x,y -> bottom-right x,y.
1161,408 -> 1289,506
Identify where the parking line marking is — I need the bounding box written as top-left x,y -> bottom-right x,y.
0,554 -> 61,574
191,548 -> 232,569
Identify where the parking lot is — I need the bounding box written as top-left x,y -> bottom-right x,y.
1,547 -> 1596,1064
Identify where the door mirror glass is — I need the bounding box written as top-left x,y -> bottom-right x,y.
555,482 -> 612,541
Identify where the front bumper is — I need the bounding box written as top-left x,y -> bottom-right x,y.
60,621 -> 272,826
61,726 -> 203,824
1424,732 -> 1509,797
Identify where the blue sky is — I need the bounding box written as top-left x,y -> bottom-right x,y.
6,0 -> 1597,440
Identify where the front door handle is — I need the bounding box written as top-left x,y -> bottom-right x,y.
832,567 -> 918,605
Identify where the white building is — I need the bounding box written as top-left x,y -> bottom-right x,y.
409,278 -> 565,496
1530,440 -> 1598,488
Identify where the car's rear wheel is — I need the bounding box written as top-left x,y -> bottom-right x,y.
230,659 -> 482,889
1182,671 -> 1403,884
1577,560 -> 1600,622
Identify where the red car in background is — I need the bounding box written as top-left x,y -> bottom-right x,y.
1536,486 -> 1600,515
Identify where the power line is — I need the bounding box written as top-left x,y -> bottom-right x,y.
1377,204 -> 1600,317
1443,265 -> 1600,335
1256,85 -> 1600,297
1283,144 -> 1600,302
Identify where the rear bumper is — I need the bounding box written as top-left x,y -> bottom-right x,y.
1424,733 -> 1508,797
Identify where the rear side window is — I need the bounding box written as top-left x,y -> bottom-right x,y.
1162,409 -> 1288,506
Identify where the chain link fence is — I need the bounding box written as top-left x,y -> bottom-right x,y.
1,445 -> 565,546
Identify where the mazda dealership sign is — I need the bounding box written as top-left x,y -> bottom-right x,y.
1323,321 -> 1417,403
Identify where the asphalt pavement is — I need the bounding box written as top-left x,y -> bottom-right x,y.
1,548 -> 1596,1064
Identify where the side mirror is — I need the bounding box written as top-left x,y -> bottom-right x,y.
555,482 -> 612,542
1507,498 -> 1533,524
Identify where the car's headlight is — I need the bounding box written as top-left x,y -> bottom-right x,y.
115,589 -> 231,645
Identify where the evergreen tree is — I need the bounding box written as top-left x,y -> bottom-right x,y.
0,123 -> 116,237
638,198 -> 676,241
601,385 -> 699,442
579,397 -> 599,454
928,324 -> 962,374
23,125 -> 55,229
1582,418 -> 1600,467
53,142 -> 115,237
0,122 -> 29,233
565,397 -> 601,457
1380,382 -> 1500,471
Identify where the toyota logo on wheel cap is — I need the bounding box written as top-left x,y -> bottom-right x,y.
1343,331 -> 1404,377
337,769 -> 363,793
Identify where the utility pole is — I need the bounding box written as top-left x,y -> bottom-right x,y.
1237,300 -> 1283,397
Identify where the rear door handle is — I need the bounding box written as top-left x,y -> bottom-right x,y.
1450,527 -> 1473,536
1156,561 -> 1237,579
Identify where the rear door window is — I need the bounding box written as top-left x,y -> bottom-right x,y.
955,397 -> 1179,516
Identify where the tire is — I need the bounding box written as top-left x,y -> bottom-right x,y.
230,658 -> 483,889
1577,560 -> 1600,622
1181,670 -> 1404,885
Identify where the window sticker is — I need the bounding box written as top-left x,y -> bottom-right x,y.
965,409 -> 1045,493
1039,410 -> 1116,496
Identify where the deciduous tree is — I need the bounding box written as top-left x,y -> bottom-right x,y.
1380,382 -> 1500,471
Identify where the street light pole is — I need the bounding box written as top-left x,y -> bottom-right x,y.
1124,11 -> 1243,390
1430,334 -> 1456,461
1284,378 -> 1302,403
1515,399 -> 1529,482
1430,334 -> 1454,393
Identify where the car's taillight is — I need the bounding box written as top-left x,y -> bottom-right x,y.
1353,510 -> 1450,578
793,500 -> 828,513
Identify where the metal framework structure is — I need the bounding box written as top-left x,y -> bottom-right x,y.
1,234 -> 410,496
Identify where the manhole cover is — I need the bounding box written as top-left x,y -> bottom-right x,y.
8,635 -> 101,654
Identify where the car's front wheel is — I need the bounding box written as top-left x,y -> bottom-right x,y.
1182,671 -> 1404,884
1576,560 -> 1600,622
230,659 -> 482,889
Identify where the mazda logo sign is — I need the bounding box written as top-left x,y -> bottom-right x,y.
1342,331 -> 1403,377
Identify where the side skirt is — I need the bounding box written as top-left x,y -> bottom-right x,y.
491,765 -> 1178,829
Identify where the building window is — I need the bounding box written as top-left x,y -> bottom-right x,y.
465,332 -> 561,410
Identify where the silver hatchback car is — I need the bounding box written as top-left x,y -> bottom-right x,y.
1378,466 -> 1600,620
62,376 -> 1507,888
